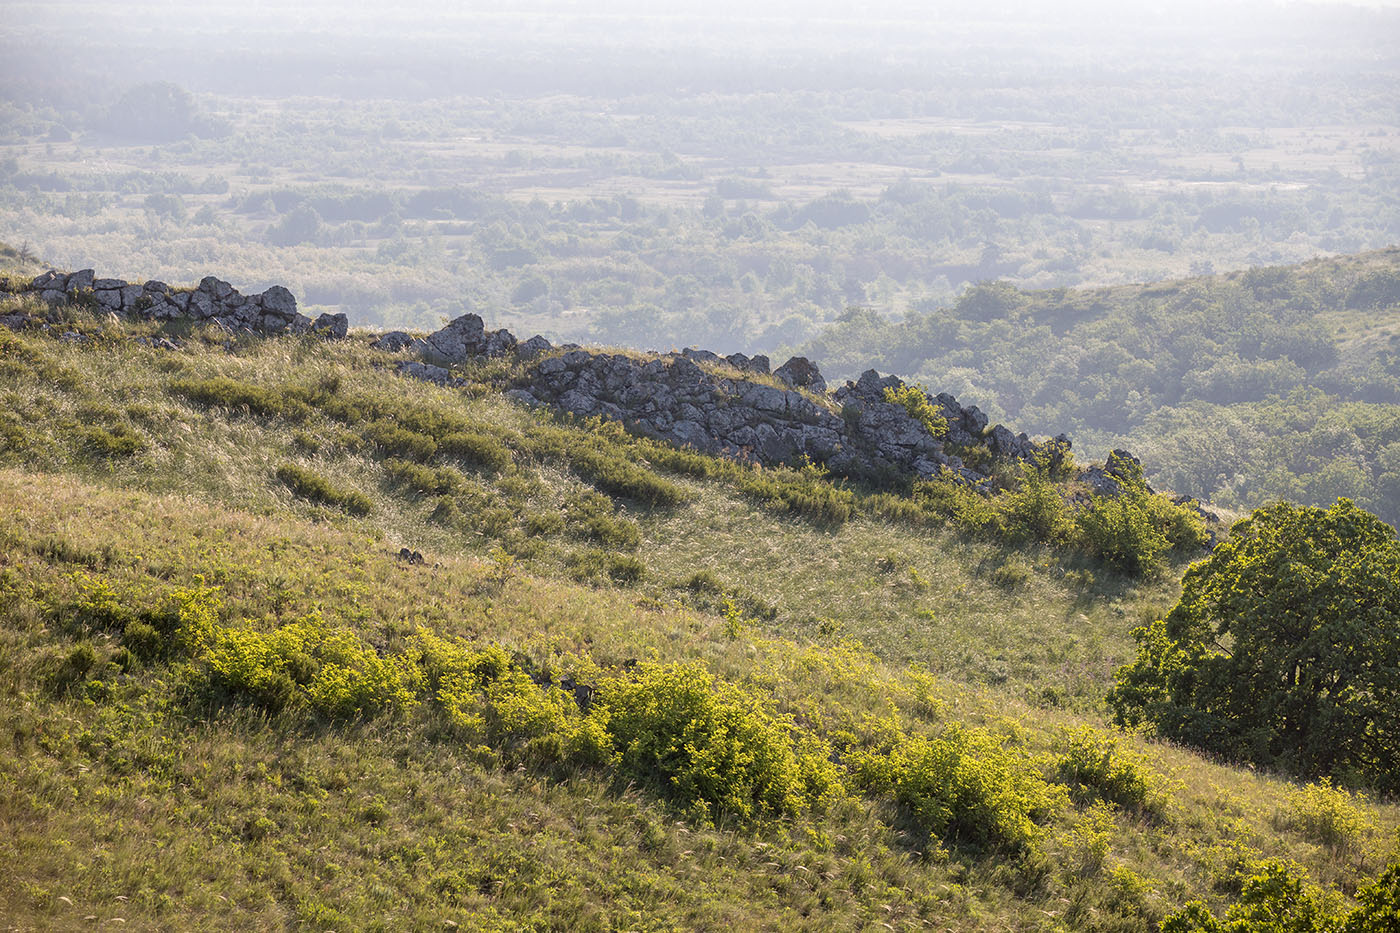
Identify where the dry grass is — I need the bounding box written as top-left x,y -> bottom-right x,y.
1,320 -> 1397,930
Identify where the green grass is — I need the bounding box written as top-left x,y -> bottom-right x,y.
1,309 -> 1398,930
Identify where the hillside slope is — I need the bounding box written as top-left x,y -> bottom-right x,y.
1,283 -> 1397,931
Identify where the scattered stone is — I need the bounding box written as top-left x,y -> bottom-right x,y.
312,312 -> 349,339
397,360 -> 455,385
517,334 -> 553,359
258,285 -> 298,321
371,331 -> 418,352
65,269 -> 95,293
773,356 -> 827,393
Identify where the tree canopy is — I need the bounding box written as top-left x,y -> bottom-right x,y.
1108,498 -> 1400,791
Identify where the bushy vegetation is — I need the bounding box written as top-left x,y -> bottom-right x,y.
1162,857 -> 1400,933
850,724 -> 1060,853
1055,727 -> 1166,819
1109,498 -> 1400,791
601,662 -> 840,825
883,383 -> 948,438
274,463 -> 373,515
4,302 -> 1400,929
811,251 -> 1400,529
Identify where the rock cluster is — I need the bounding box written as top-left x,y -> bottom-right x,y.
509,341 -> 1067,486
8,269 -> 348,338
1,273 -> 1095,490
381,312 -> 1073,486
372,313 -> 534,363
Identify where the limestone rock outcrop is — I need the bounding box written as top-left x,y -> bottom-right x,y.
10,269 -> 321,336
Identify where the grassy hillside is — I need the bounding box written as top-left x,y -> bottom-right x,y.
805,247 -> 1400,528
1,292 -> 1398,930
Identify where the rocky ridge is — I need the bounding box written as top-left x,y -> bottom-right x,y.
2,271 -> 1086,490
4,269 -> 347,338
379,312 -> 1071,489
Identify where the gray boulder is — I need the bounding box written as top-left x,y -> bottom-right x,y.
372,330 -> 417,352
773,356 -> 827,393
258,285 -> 298,322
397,360 -> 455,385
312,312 -> 349,339
65,269 -> 95,293
483,328 -> 517,357
421,313 -> 486,363
518,334 -> 553,359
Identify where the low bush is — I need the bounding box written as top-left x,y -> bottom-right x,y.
383,458 -> 462,496
738,467 -> 855,525
170,375 -> 311,421
275,463 -> 373,515
563,490 -> 641,549
438,430 -> 513,472
1073,455 -> 1208,575
359,419 -> 438,462
1055,727 -> 1165,818
883,382 -> 948,437
565,445 -> 689,506
422,636 -> 612,769
1280,780 -> 1373,857
203,612 -> 421,718
989,554 -> 1034,589
567,549 -> 645,585
997,460 -> 1073,545
600,662 -> 839,825
76,423 -> 146,459
849,724 -> 1060,853
1161,860 -> 1339,933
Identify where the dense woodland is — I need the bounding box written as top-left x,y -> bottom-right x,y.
808,249 -> 1400,526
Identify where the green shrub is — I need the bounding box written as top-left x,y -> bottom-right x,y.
422,635 -> 612,769
76,423 -> 146,459
849,724 -> 1060,853
383,458 -> 462,496
438,430 -> 513,472
566,446 -> 689,506
738,468 -> 855,525
883,382 -> 948,437
204,613 -> 420,718
564,490 -> 641,549
567,549 -> 645,586
522,510 -> 565,536
989,554 -> 1034,589
170,376 -> 311,421
1280,780 -> 1373,857
599,662 -> 839,824
685,570 -> 725,593
275,463 -> 373,515
1340,858 -> 1400,933
359,420 -> 438,462
1073,455 -> 1207,575
44,640 -> 99,693
997,460 -> 1072,545
1161,860 -> 1340,933
1055,727 -> 1164,818
1074,492 -> 1170,576
122,620 -> 163,662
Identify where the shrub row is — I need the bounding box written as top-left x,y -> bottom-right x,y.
66,575 -> 1092,846
275,463 -> 373,515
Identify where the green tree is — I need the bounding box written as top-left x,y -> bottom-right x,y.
1108,499 -> 1400,790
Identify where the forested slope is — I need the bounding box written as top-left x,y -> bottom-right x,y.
806,248 -> 1400,526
